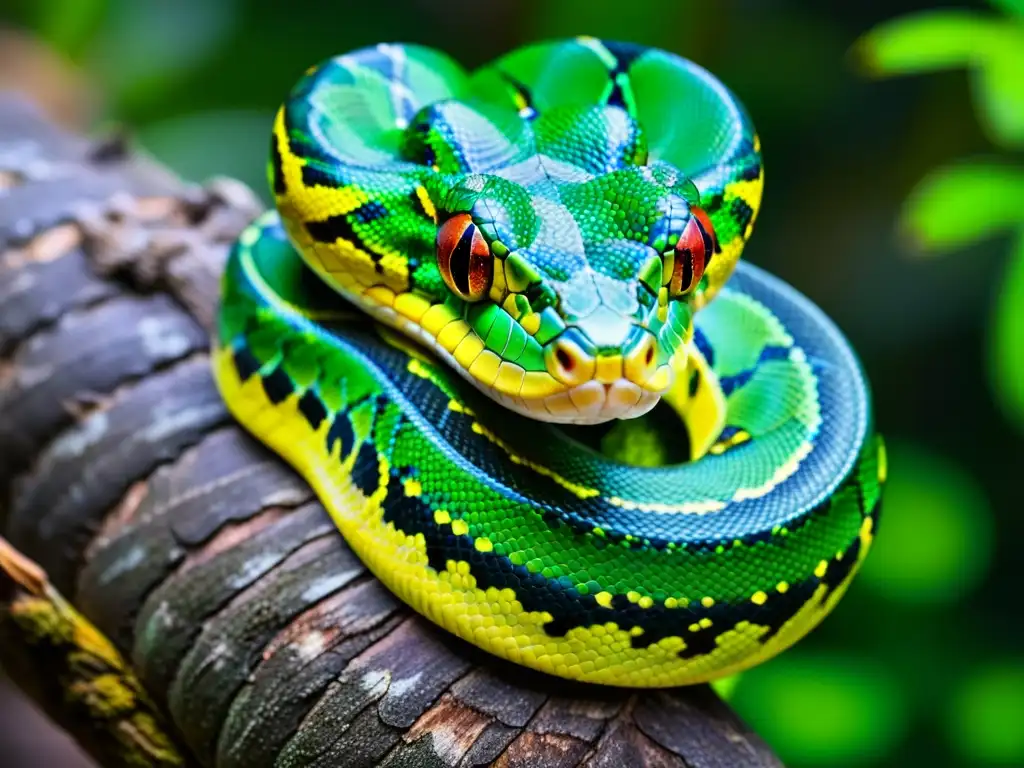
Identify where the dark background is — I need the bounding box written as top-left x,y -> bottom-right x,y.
1,1 -> 1022,766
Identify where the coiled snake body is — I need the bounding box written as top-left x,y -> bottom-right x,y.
213,39 -> 884,687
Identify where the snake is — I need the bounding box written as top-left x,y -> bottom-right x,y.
212,38 -> 884,688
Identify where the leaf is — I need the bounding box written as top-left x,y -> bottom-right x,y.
989,232 -> 1024,432
854,11 -> 1005,77
972,33 -> 1024,148
901,162 -> 1024,251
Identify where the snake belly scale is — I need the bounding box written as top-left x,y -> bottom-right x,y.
213,38 -> 884,687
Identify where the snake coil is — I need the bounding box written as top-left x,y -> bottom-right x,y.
214,38 -> 884,687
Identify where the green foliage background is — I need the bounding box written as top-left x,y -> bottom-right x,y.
2,1 -> 1022,766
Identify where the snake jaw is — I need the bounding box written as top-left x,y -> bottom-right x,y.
524,328 -> 675,423
355,284 -> 674,423
497,379 -> 665,424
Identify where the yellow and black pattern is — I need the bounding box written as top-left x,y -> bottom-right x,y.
213,210 -> 883,686
264,38 -> 767,425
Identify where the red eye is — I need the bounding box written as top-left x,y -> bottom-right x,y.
670,206 -> 716,297
436,213 -> 493,301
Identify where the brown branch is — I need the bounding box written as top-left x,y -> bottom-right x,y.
0,95 -> 784,768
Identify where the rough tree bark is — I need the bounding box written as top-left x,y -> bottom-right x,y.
0,95 -> 784,768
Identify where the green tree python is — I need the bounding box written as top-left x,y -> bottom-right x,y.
213,38 -> 885,687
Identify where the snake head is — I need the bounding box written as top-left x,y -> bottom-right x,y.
407,165 -> 715,425
275,42 -> 759,425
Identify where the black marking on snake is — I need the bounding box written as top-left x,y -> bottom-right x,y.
306,211 -> 362,245
410,104 -> 474,172
300,163 -> 341,190
306,210 -> 389,272
353,200 -> 388,223
602,40 -> 646,70
715,425 -> 744,444
522,281 -> 553,311
351,440 -> 382,496
325,413 -> 355,458
324,391 -> 381,459
282,75 -> 362,188
410,188 -> 436,220
299,390 -> 328,429
740,160 -> 763,182
718,345 -> 790,396
232,344 -> 262,382
688,368 -> 701,398
693,329 -> 714,368
821,531 -> 861,602
497,71 -> 537,119
866,496 -> 883,539
270,132 -> 287,195
601,41 -> 644,110
373,457 -> 863,659
730,198 -> 756,236
404,117 -> 437,167
261,365 -> 295,405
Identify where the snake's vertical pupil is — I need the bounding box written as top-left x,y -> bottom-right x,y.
437,214 -> 493,301
450,228 -> 474,296
671,206 -> 715,296
692,206 -> 716,259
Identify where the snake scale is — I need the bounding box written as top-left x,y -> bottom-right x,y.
213,38 -> 884,687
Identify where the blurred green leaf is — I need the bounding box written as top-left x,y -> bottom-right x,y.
949,662 -> 1024,765
973,40 -> 1024,147
859,442 -> 992,605
34,0 -> 109,61
989,0 -> 1024,17
900,162 -> 1024,251
858,9 -> 1024,148
731,654 -> 905,766
989,233 -> 1024,432
854,11 -> 1005,76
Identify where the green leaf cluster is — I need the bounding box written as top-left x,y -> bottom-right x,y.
857,1 -> 1024,431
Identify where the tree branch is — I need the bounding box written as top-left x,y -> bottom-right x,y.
0,95 -> 783,768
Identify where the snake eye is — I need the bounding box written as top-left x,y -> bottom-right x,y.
436,213 -> 493,302
669,206 -> 716,297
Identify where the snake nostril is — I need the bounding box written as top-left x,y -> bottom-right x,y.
556,347 -> 575,372
546,335 -> 596,386
623,331 -> 661,386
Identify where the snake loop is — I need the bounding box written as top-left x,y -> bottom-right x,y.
214,38 -> 883,687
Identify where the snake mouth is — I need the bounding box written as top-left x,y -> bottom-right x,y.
492,377 -> 668,424
351,288 -> 675,424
